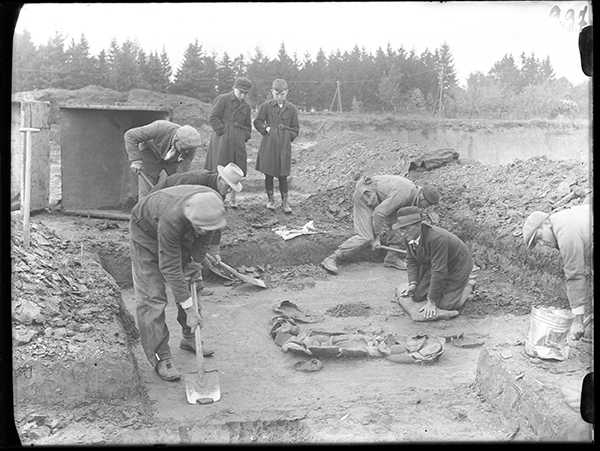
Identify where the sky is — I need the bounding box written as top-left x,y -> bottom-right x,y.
13,1 -> 592,87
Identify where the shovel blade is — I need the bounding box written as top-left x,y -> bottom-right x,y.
185,369 -> 221,405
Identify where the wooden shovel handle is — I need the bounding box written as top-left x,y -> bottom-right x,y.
191,281 -> 204,371
380,245 -> 407,254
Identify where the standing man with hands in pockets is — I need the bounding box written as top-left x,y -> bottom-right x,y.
254,78 -> 300,214
204,77 -> 254,209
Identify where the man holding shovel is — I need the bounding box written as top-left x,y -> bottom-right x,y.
393,206 -> 474,322
321,175 -> 440,274
125,120 -> 202,198
129,185 -> 226,381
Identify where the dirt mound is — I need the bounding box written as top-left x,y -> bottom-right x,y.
13,86 -> 212,129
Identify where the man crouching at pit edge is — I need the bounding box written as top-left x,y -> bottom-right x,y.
394,206 -> 474,320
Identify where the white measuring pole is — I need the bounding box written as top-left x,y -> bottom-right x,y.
19,127 -> 40,248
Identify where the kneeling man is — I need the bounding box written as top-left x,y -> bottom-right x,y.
394,206 -> 474,321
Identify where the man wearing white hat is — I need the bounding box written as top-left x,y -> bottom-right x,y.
125,120 -> 202,198
522,203 -> 592,341
129,185 -> 226,381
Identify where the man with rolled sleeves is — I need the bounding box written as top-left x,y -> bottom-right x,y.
522,203 -> 592,341
125,120 -> 202,198
321,175 -> 440,274
395,206 -> 474,321
204,76 -> 253,208
129,185 -> 226,381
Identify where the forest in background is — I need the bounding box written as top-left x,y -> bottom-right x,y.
13,30 -> 589,120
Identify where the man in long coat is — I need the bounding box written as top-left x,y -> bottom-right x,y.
204,77 -> 253,208
522,203 -> 592,341
130,185 -> 226,381
321,175 -> 441,274
253,79 -> 300,214
125,120 -> 202,198
394,206 -> 474,320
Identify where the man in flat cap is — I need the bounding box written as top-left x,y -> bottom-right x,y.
321,175 -> 440,274
205,76 -> 254,209
522,203 -> 592,341
145,162 -> 244,303
129,185 -> 226,381
394,206 -> 474,321
254,78 -> 300,214
125,120 -> 202,198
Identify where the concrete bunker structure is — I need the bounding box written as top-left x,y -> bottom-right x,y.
59,105 -> 170,216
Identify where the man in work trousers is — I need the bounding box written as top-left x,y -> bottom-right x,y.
321,175 -> 441,274
204,76 -> 253,209
395,206 -> 474,320
522,203 -> 593,341
125,120 -> 202,198
129,185 -> 226,381
253,78 -> 300,214
146,163 -> 245,300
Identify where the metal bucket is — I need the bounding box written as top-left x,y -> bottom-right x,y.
525,306 -> 574,361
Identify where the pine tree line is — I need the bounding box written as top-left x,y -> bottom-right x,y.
13,30 -> 588,119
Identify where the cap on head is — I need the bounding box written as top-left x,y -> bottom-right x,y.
217,163 -> 244,192
272,79 -> 288,91
234,77 -> 253,93
392,206 -> 424,230
183,191 -> 227,230
421,185 -> 440,205
522,211 -> 550,249
175,125 -> 202,149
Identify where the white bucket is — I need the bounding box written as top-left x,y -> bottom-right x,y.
525,306 -> 574,361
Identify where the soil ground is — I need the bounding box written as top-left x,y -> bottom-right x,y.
10,87 -> 594,444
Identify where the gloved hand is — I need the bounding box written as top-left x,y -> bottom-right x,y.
130,160 -> 143,175
184,303 -> 203,332
183,262 -> 203,283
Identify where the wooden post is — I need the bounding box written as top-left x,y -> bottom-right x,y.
329,80 -> 343,113
19,127 -> 40,248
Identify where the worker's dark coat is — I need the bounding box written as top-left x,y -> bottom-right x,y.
204,91 -> 252,175
124,120 -> 196,176
146,170 -> 222,249
404,222 -> 473,304
253,99 -> 300,176
130,185 -> 220,304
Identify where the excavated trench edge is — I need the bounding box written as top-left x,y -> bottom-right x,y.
93,235 -> 577,442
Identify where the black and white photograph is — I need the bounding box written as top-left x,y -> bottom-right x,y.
6,1 -> 593,445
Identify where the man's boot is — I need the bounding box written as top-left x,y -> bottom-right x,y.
321,253 -> 339,274
383,247 -> 407,270
180,335 -> 215,357
266,190 -> 276,211
282,192 -> 293,214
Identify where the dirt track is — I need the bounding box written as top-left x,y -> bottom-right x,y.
11,113 -> 593,444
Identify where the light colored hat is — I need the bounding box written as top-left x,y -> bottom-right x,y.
522,211 -> 550,249
421,185 -> 440,205
175,125 -> 202,149
392,206 -> 424,230
217,163 -> 244,192
272,79 -> 288,91
183,191 -> 226,231
234,77 -> 253,92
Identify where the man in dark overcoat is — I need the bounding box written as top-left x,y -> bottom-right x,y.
253,79 -> 300,213
204,77 -> 253,208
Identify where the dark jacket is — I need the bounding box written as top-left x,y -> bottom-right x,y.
204,91 -> 252,175
130,185 -> 222,304
405,222 -> 473,304
124,120 -> 196,171
145,170 -> 222,249
254,99 -> 300,176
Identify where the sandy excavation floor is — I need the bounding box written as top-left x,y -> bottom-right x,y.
10,116 -> 593,444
